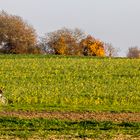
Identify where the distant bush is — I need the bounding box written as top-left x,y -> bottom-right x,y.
127,46 -> 140,58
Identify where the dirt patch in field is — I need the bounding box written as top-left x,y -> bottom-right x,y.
0,111 -> 140,122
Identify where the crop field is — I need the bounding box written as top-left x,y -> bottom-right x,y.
0,55 -> 140,112
0,54 -> 140,139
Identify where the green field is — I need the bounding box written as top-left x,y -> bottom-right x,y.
0,55 -> 140,139
0,117 -> 139,139
0,55 -> 140,112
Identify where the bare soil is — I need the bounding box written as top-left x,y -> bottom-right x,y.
0,111 -> 140,122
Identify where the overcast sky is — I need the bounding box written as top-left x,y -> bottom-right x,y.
0,0 -> 140,56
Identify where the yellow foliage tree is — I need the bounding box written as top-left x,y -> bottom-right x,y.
80,35 -> 105,56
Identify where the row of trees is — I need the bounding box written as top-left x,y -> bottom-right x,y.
0,11 -> 118,57
0,11 -> 139,58
41,28 -> 107,56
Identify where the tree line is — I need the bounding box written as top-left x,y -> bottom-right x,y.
0,11 -> 139,58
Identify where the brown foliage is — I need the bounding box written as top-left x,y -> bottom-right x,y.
0,11 -> 41,54
41,27 -> 85,55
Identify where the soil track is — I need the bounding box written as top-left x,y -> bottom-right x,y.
0,111 -> 140,122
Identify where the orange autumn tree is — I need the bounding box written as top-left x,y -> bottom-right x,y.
80,35 -> 105,56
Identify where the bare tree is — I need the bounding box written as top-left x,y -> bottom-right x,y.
104,43 -> 118,57
127,46 -> 140,58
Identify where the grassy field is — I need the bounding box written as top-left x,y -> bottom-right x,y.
0,54 -> 140,112
0,54 -> 140,139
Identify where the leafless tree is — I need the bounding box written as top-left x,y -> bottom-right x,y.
127,46 -> 140,58
104,43 -> 119,57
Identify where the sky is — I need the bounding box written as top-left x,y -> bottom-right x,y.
0,0 -> 140,56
